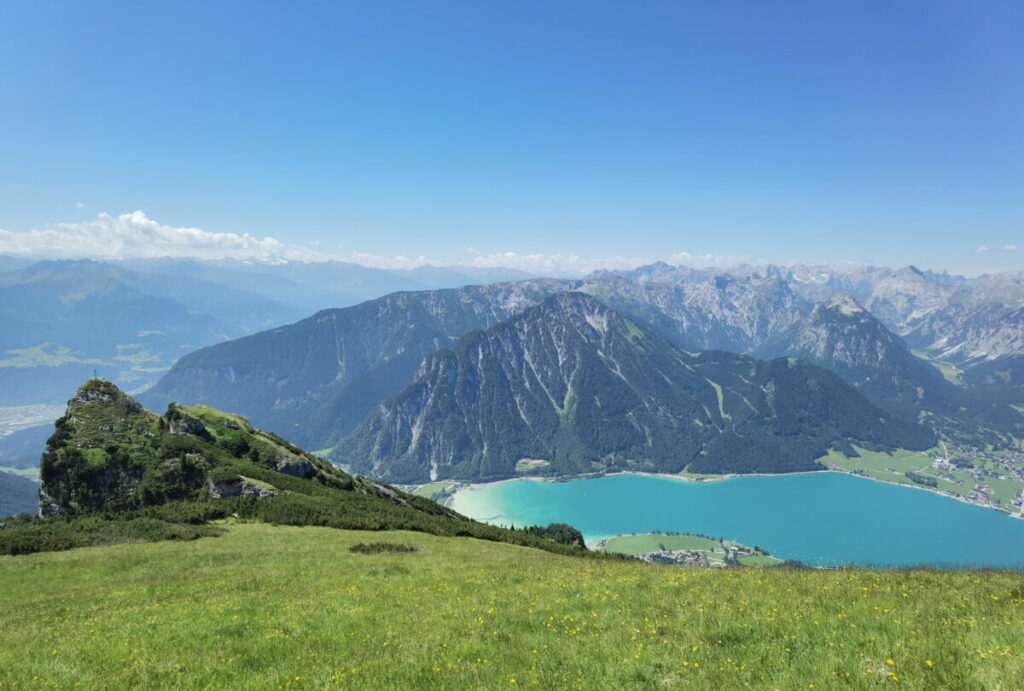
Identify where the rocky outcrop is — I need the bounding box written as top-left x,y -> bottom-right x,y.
37,488 -> 60,518
169,418 -> 207,436
370,482 -> 408,505
70,379 -> 144,413
208,479 -> 277,500
269,457 -> 315,478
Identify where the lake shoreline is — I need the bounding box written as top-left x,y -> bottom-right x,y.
443,471 -> 1024,569
443,468 -> 1023,521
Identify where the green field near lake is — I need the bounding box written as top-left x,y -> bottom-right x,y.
819,445 -> 1024,512
412,481 -> 456,500
600,533 -> 723,554
1,524 -> 1022,689
819,446 -> 931,476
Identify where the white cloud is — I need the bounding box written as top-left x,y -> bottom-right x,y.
74,202 -> 85,209
333,249 -> 747,277
1004,244 -> 1019,252
465,251 -> 650,277
0,211 -> 331,262
666,252 -> 748,269
345,251 -> 443,270
461,250 -> 748,277
0,210 -> 749,276
975,246 -> 990,253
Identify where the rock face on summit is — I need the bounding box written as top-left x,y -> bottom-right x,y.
335,293 -> 933,483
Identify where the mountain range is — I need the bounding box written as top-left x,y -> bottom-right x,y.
6,258 -> 1024,488
0,257 -> 542,408
143,265 -> 1023,460
140,280 -> 567,450
336,293 -> 932,483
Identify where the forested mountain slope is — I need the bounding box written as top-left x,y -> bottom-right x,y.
336,293 -> 932,482
140,281 -> 568,449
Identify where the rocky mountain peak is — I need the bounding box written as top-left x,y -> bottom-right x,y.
546,290 -> 607,314
516,292 -> 615,338
820,293 -> 867,318
69,379 -> 144,414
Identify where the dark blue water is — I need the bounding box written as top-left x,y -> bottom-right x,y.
450,472 -> 1024,568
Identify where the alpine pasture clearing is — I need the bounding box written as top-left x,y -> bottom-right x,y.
1,523 -> 1022,689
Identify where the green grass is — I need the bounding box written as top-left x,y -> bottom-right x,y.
596,534 -> 781,568
0,466 -> 39,477
705,378 -> 730,420
819,446 -> 1024,511
819,447 -> 936,489
412,481 -> 456,500
911,350 -> 964,386
601,534 -> 722,555
982,477 -> 1022,506
180,404 -> 251,431
515,459 -> 551,473
236,475 -> 278,491
1,524 -> 1021,688
820,446 -> 931,475
676,470 -> 727,481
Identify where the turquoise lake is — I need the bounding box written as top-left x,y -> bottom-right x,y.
449,472 -> 1024,568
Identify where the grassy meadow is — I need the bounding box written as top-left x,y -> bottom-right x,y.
599,534 -> 782,568
1,524 -> 1022,689
412,482 -> 457,501
600,534 -> 724,555
819,445 -> 1024,511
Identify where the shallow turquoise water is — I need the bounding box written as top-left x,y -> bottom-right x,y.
450,472 -> 1024,568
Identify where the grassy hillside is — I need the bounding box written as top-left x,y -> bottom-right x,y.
4,379 -> 588,558
1,524 -> 1021,689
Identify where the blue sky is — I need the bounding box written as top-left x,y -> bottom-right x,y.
0,1 -> 1021,274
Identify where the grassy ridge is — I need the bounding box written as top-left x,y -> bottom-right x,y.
14,379 -> 591,559
1,524 -> 1022,688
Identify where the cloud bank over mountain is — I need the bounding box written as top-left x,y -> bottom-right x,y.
0,211 -> 328,263
1,210 -> 1012,278
0,210 -> 750,276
